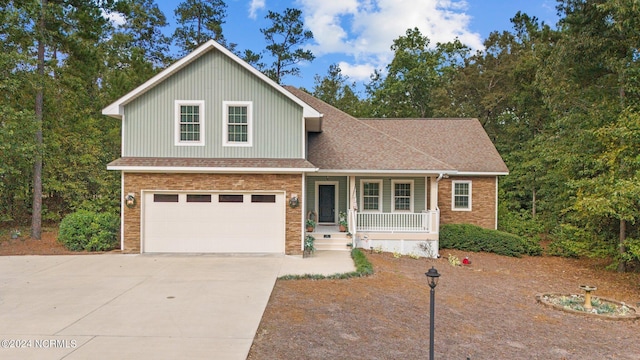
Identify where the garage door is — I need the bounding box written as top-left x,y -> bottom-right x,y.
143,192 -> 285,253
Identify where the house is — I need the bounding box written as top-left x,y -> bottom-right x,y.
102,40 -> 508,257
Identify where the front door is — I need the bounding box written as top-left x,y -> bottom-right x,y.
318,185 -> 335,223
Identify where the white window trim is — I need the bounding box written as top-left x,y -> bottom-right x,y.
175,100 -> 205,146
223,101 -> 253,147
391,180 -> 414,212
452,180 -> 472,211
360,179 -> 383,213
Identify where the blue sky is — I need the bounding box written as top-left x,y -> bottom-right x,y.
150,0 -> 559,91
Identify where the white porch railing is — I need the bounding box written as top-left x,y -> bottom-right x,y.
356,210 -> 438,232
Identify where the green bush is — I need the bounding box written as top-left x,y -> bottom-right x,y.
351,248 -> 374,276
439,223 -> 542,257
547,223 -> 614,258
498,206 -> 545,241
58,210 -> 119,251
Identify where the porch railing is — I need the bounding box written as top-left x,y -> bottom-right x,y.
355,210 -> 438,232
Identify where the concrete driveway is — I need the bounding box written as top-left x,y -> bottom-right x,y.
0,254 -> 283,360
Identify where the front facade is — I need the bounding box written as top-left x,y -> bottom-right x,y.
103,40 -> 508,257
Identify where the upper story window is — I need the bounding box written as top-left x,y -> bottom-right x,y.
452,180 -> 472,211
392,180 -> 413,212
223,101 -> 253,146
175,100 -> 205,146
361,180 -> 382,212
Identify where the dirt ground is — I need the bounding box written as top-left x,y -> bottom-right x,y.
3,230 -> 639,359
248,251 -> 640,360
0,228 -> 106,255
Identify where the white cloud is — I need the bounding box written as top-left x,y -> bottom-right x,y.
297,0 -> 482,78
248,0 -> 266,19
102,9 -> 126,27
337,61 -> 376,82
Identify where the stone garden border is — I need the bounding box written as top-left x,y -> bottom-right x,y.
536,293 -> 640,321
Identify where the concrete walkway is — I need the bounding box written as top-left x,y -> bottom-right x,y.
0,251 -> 354,360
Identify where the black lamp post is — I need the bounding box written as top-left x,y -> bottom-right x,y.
425,266 -> 440,360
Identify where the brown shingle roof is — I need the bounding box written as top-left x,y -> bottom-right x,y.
285,87 -> 456,172
107,157 -> 316,171
284,87 -> 508,174
361,119 -> 509,173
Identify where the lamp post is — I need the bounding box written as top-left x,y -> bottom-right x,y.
425,266 -> 440,360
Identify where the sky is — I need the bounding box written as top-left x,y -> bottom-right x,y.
151,0 -> 560,92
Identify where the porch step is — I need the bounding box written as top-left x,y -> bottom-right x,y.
308,231 -> 353,251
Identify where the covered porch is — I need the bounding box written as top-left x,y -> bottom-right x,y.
304,174 -> 442,257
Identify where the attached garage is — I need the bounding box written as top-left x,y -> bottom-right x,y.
142,191 -> 286,253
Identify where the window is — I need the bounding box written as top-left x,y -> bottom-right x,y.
154,194 -> 179,203
361,180 -> 382,212
175,100 -> 205,146
452,181 -> 472,211
186,194 -> 211,203
223,101 -> 253,146
251,194 -> 276,203
219,194 -> 244,203
392,180 -> 413,212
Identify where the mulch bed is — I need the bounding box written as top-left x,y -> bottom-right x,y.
248,251 -> 640,359
0,228 -> 110,255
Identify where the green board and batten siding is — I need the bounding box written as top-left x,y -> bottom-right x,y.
123,49 -> 304,159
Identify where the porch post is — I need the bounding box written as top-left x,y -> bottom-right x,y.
429,176 -> 438,211
348,176 -> 357,235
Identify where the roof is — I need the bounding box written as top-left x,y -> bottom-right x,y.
102,40 -> 322,121
362,119 -> 510,174
107,157 -> 317,173
285,86 -> 508,175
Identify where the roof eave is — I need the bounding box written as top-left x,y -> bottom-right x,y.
455,171 -> 510,176
107,165 -> 319,173
313,169 -> 459,175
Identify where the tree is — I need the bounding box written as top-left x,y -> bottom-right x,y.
0,0 -> 117,234
366,28 -> 469,118
173,0 -> 228,54
546,0 -> 640,271
312,64 -> 364,117
260,7 -> 314,84
100,0 -> 172,101
110,0 -> 172,68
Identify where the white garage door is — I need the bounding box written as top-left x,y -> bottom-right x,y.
143,192 -> 285,253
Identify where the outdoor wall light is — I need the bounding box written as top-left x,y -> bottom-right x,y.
289,194 -> 299,208
125,193 -> 136,208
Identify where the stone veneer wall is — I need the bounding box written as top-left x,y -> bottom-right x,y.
438,176 -> 498,229
122,172 -> 303,254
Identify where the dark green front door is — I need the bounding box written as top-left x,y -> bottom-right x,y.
318,185 -> 335,223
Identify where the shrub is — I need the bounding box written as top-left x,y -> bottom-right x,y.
351,248 -> 373,276
547,223 -> 613,258
439,223 -> 542,257
58,210 -> 119,251
498,206 -> 545,241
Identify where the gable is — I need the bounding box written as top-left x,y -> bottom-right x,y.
103,41 -> 323,160
122,50 -> 306,158
103,40 -> 321,120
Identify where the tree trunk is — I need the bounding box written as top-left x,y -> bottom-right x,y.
531,187 -> 536,219
31,0 -> 46,240
617,219 -> 627,272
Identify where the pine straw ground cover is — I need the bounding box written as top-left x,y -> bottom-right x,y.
248,251 -> 640,360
